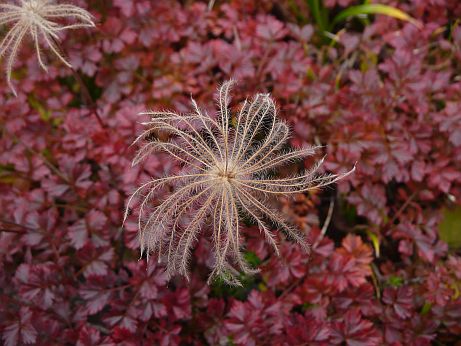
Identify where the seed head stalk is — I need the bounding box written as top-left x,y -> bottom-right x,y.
49,36 -> 105,128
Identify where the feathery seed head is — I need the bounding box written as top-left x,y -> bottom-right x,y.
0,0 -> 95,95
126,80 -> 355,286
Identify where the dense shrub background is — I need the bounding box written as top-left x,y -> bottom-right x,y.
1,0 -> 461,345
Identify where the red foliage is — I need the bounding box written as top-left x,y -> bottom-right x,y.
0,0 -> 460,345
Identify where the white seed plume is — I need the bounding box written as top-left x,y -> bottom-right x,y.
0,0 -> 95,95
125,80 -> 355,285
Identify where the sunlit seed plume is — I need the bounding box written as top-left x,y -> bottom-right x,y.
0,0 -> 95,95
125,80 -> 355,286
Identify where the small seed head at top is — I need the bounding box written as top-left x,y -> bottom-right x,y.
0,0 -> 95,95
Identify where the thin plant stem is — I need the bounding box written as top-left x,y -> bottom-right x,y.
69,65 -> 105,128
387,189 -> 419,226
313,197 -> 334,248
50,37 -> 106,128
208,0 -> 216,10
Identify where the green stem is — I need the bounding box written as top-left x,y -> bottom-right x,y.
306,0 -> 329,33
